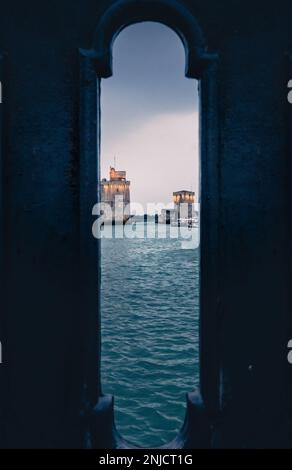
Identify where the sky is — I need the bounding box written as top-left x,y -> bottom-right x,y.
100,22 -> 199,212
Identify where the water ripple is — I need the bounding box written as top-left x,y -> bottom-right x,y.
101,223 -> 200,447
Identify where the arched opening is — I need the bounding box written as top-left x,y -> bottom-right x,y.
100,21 -> 200,448
79,0 -> 220,450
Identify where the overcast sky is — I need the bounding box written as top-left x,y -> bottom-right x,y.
100,22 -> 199,211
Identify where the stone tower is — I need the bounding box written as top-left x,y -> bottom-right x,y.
101,167 -> 131,223
173,190 -> 195,220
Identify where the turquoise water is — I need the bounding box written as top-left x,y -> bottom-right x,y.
101,222 -> 200,448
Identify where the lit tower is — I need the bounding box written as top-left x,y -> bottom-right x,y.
173,190 -> 195,221
101,166 -> 131,223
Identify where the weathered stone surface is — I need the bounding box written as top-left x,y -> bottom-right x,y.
0,0 -> 291,448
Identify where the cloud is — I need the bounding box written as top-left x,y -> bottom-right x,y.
100,22 -> 199,144
101,111 -> 199,210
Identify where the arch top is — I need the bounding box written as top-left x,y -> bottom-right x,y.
89,0 -> 214,79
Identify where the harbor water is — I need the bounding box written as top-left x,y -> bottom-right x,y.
101,222 -> 200,447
